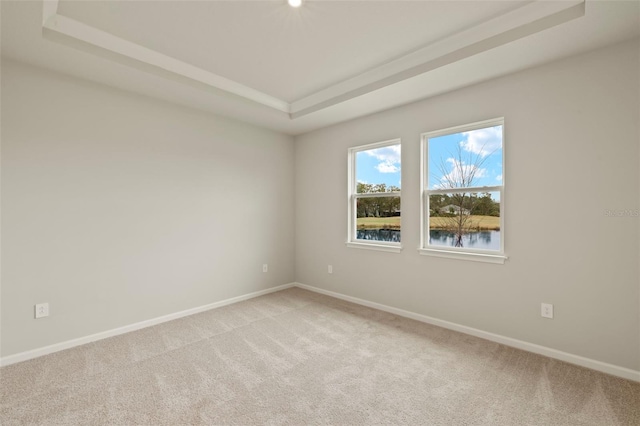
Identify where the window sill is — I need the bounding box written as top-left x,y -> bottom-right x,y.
346,241 -> 402,253
419,248 -> 507,264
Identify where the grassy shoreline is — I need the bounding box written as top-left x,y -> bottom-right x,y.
357,215 -> 500,231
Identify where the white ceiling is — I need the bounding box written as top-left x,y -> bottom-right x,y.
56,0 -> 528,102
2,1 -> 639,136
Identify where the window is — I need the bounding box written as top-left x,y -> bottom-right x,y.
420,119 -> 506,263
347,139 -> 401,252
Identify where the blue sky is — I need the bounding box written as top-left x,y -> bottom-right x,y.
355,125 -> 502,192
428,125 -> 503,190
356,144 -> 401,190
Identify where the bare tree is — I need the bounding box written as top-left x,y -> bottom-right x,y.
431,143 -> 494,247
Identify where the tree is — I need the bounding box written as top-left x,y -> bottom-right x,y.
356,183 -> 400,220
431,143 -> 496,247
474,192 -> 499,216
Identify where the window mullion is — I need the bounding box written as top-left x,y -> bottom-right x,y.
355,192 -> 401,199
426,186 -> 502,195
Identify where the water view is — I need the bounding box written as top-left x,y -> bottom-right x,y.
429,230 -> 500,251
357,229 -> 401,243
356,229 -> 500,251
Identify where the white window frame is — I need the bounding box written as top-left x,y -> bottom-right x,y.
419,118 -> 507,264
347,139 -> 402,253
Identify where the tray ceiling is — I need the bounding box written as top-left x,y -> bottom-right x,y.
2,1 -> 639,135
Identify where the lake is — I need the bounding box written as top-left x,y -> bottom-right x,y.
356,229 -> 500,250
429,230 -> 500,251
356,229 -> 401,243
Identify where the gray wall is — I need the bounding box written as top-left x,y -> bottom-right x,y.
295,39 -> 640,370
2,39 -> 638,372
1,60 -> 295,357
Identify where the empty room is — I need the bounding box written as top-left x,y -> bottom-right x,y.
1,0 -> 639,424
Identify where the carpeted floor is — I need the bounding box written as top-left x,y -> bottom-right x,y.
1,287 -> 638,425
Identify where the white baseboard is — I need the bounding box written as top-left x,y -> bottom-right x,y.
294,282 -> 640,383
4,281 -> 638,383
0,283 -> 296,367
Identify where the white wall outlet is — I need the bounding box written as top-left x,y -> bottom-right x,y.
263,264 -> 268,273
541,303 -> 554,319
328,265 -> 333,274
35,303 -> 49,319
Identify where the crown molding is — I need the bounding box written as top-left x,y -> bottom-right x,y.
41,0 -> 290,114
289,0 -> 585,118
41,0 -> 584,120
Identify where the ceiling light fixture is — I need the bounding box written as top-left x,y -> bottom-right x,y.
288,0 -> 302,8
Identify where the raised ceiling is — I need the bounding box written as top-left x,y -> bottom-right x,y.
56,0 -> 528,102
2,1 -> 639,135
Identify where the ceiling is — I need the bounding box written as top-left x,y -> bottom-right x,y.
2,1 -> 639,135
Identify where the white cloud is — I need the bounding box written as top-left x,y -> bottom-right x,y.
433,158 -> 486,189
376,163 -> 399,173
366,145 -> 401,174
366,145 -> 400,163
460,126 -> 502,157
496,174 -> 502,182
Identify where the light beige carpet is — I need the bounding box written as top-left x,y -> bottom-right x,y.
1,287 -> 638,425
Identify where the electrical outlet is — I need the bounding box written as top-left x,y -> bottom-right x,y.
263,264 -> 268,273
35,303 -> 49,319
541,303 -> 553,319
328,265 -> 333,274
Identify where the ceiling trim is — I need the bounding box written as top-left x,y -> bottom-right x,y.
41,0 -> 290,114
289,0 -> 585,119
41,0 -> 585,121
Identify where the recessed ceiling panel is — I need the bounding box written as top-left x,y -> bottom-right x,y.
2,1 -> 638,135
57,0 -> 527,102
